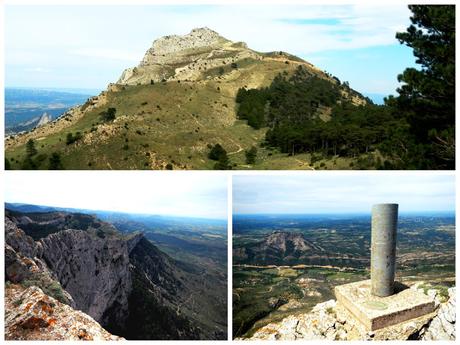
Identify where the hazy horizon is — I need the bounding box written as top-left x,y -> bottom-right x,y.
5,200 -> 227,222
5,172 -> 228,220
5,4 -> 416,96
233,210 -> 455,216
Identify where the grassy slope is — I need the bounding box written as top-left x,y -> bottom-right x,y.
5,55 -> 371,170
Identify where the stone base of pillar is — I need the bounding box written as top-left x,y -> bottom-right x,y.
334,280 -> 436,331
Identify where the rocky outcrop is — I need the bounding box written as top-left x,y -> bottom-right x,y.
5,216 -> 37,257
5,214 -> 144,328
141,27 -> 230,64
234,231 -> 325,265
5,218 -> 75,307
265,231 -> 323,253
36,112 -> 52,127
118,27 -> 261,85
420,287 -> 456,340
5,284 -> 123,340
242,287 -> 456,341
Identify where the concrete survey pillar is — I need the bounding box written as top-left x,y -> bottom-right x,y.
371,203 -> 398,297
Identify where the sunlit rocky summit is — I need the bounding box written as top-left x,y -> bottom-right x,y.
119,27 -> 253,84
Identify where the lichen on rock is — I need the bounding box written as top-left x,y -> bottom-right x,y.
5,284 -> 123,341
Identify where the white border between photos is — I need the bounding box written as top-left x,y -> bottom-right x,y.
0,1 -> 458,345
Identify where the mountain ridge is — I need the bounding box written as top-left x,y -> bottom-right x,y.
5,27 -> 368,170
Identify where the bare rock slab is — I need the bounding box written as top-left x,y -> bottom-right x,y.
335,279 -> 436,331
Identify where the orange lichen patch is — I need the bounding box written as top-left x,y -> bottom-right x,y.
20,316 -> 50,329
23,302 -> 33,312
39,302 -> 54,315
47,318 -> 57,327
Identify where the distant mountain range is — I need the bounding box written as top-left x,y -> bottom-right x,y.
5,202 -> 226,227
5,88 -> 93,135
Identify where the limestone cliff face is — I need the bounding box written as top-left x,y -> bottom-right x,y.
5,284 -> 123,341
241,286 -> 456,341
36,112 -> 52,127
118,27 -> 260,84
5,217 -> 76,307
5,211 -> 225,340
5,214 -> 143,329
39,229 -> 143,326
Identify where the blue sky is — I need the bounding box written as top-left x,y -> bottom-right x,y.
5,4 -> 416,99
233,174 -> 455,215
5,172 -> 228,220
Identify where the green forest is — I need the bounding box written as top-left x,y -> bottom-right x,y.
235,5 -> 455,169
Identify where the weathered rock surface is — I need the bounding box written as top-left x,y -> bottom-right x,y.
118,27 -> 261,85
5,214 -> 143,327
242,286 -> 456,341
5,216 -> 37,257
5,284 -> 123,340
234,231 -> 325,265
420,287 -> 456,340
36,112 -> 52,127
39,229 -> 143,326
5,217 -> 75,307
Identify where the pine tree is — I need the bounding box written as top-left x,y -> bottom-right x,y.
245,146 -> 258,164
48,152 -> 64,170
26,139 -> 38,157
390,5 -> 455,168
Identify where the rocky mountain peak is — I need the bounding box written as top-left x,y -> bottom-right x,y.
143,27 -> 227,61
265,231 -> 323,253
36,112 -> 52,128
117,27 -> 257,85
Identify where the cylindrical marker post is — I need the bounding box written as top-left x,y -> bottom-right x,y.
370,203 -> 398,297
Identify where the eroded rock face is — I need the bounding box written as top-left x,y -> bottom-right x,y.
242,288 -> 456,341
5,214 -> 144,328
36,112 -> 52,127
5,218 -> 75,307
118,27 -> 260,85
5,284 -> 123,341
5,212 -> 226,340
39,229 -> 143,325
142,27 -> 229,64
5,216 -> 37,258
420,287 -> 456,340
